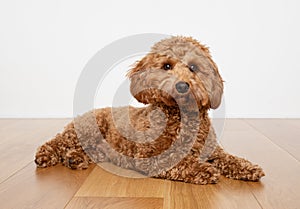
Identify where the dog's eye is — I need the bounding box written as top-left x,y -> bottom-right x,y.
163,63 -> 172,70
189,64 -> 199,72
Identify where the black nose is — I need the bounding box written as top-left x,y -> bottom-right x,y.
175,81 -> 189,93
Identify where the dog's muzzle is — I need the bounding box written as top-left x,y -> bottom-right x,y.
175,81 -> 189,94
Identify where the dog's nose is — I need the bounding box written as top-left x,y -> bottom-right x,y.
175,81 -> 189,93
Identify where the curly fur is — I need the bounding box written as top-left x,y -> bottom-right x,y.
35,36 -> 265,184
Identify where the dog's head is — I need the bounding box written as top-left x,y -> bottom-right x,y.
127,36 -> 223,109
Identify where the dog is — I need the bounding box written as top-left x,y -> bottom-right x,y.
35,36 -> 265,184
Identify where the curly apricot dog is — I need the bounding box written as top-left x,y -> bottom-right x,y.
35,36 -> 265,184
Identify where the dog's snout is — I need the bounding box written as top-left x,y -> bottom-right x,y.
175,81 -> 189,93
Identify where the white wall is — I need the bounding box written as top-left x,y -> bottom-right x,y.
0,0 -> 299,118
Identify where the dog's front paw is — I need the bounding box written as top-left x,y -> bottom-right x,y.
65,150 -> 90,170
35,145 -> 59,168
223,157 -> 265,181
242,164 -> 265,181
192,163 -> 220,185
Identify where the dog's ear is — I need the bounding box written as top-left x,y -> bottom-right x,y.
209,60 -> 224,109
185,37 -> 224,109
126,54 -> 153,105
127,54 -> 154,79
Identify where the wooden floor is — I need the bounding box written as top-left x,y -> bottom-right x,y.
0,119 -> 300,209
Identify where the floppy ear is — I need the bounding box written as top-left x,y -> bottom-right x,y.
126,54 -> 153,104
209,61 -> 224,109
185,37 -> 224,109
126,54 -> 154,79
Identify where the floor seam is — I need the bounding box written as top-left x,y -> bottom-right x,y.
249,185 -> 264,209
243,119 -> 300,164
0,161 -> 32,185
63,165 -> 96,209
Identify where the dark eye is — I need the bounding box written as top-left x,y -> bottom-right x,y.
189,64 -> 199,72
163,63 -> 172,70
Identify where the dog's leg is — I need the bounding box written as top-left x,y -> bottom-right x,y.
155,157 -> 220,185
209,147 -> 265,181
35,122 -> 92,169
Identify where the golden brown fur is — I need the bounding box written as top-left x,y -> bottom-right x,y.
35,36 -> 265,184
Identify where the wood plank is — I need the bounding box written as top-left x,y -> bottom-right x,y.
222,118 -> 255,131
168,177 -> 262,209
75,165 -> 169,198
0,119 -> 70,183
0,119 -> 70,146
0,119 -> 23,131
284,119 -> 300,129
65,197 -> 163,209
76,164 -> 261,209
245,119 -> 300,160
213,119 -> 255,147
0,119 -> 28,143
0,163 -> 95,209
221,119 -> 300,209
